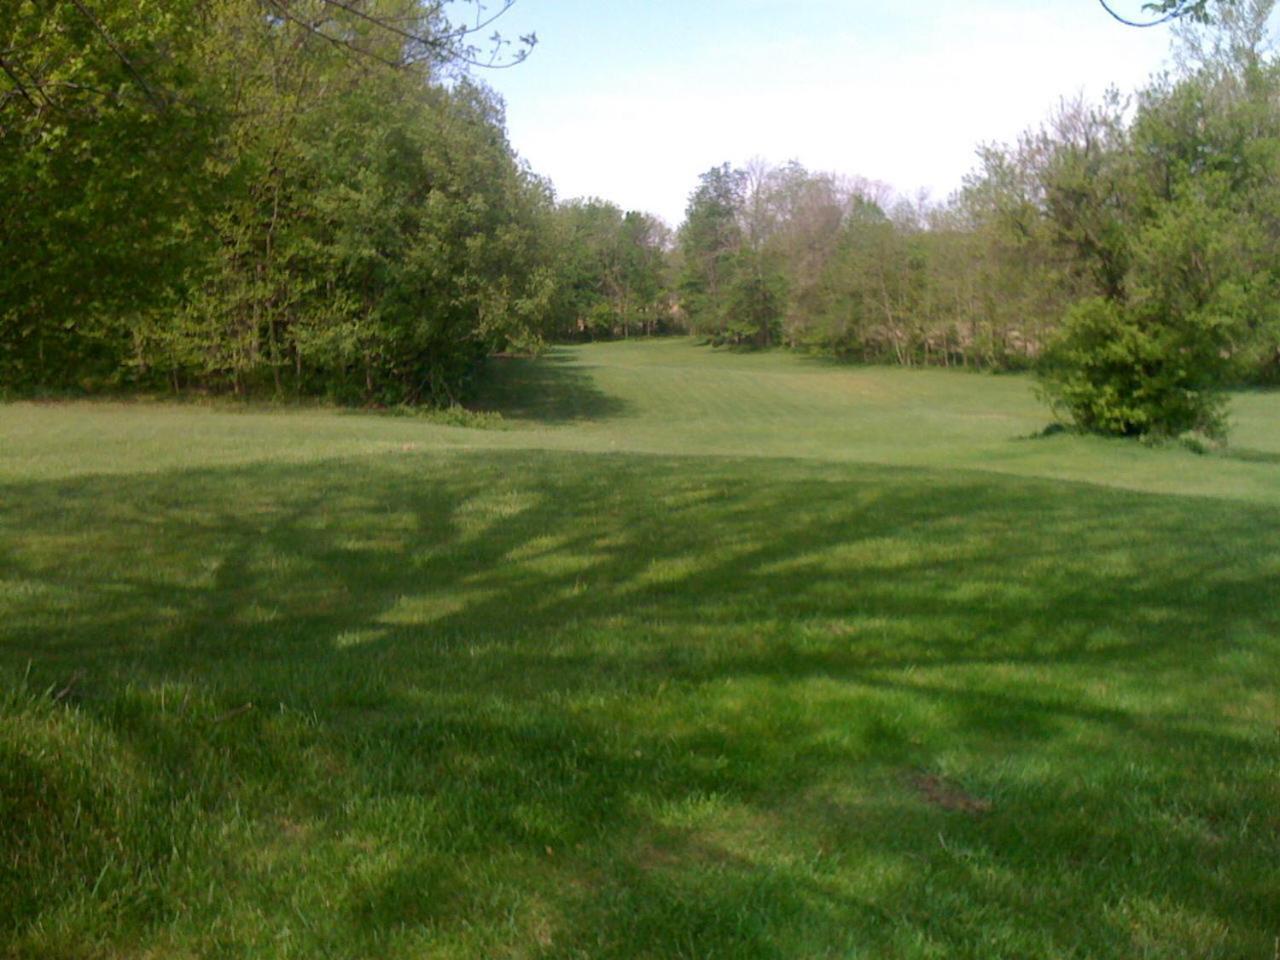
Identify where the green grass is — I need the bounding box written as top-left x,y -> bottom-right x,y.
2,339 -> 1278,958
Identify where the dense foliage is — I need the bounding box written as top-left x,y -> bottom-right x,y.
544,199 -> 672,341
4,0 -> 1279,433
671,3 -> 1280,436
1,0 -> 553,403
0,0 -> 220,389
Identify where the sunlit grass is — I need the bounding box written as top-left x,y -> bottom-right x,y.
2,341 -> 1278,958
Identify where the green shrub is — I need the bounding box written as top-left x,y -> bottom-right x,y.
1038,297 -> 1231,439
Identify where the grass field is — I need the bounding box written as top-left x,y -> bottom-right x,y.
2,339 -> 1278,958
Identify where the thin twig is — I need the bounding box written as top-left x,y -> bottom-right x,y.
214,702 -> 254,723
470,0 -> 518,35
1097,0 -> 1184,27
52,670 -> 86,703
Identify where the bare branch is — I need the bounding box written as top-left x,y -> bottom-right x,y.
469,0 -> 518,35
305,0 -> 533,69
1098,0 -> 1221,27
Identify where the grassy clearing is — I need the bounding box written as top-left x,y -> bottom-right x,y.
2,339 -> 1278,958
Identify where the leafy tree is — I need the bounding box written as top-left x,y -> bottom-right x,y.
617,211 -> 672,337
0,0 -> 223,389
547,200 -> 670,340
677,164 -> 745,339
1039,290 -> 1235,438
1,0 -> 555,404
1038,27 -> 1280,435
722,249 -> 785,347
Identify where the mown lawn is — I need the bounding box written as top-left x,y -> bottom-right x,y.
2,340 -> 1278,958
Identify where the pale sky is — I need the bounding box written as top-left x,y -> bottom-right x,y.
481,1 -> 1184,225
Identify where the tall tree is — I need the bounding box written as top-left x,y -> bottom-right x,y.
1,0 -> 555,403
677,164 -> 745,340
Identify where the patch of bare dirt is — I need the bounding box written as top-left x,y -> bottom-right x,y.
911,773 -> 993,815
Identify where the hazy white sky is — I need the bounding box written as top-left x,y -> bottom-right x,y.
481,1 -> 1183,225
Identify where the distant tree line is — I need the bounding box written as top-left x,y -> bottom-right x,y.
543,199 -> 673,341
673,1 -> 1280,435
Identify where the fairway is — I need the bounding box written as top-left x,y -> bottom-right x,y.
2,340 -> 1278,958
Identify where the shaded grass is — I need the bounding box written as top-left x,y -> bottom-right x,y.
2,340 -> 1279,957
3,450 -> 1278,958
1218,446 -> 1280,465
475,351 -> 632,423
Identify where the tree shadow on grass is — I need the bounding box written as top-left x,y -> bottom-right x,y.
1,452 -> 1278,957
472,348 -> 631,423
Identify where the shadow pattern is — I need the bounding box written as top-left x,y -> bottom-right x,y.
1,450 -> 1278,958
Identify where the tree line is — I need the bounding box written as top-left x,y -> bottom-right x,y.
3,0 -> 1277,436
673,2 -> 1280,436
2,0 -> 557,405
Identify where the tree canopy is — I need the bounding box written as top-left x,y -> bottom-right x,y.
0,0 -> 549,402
